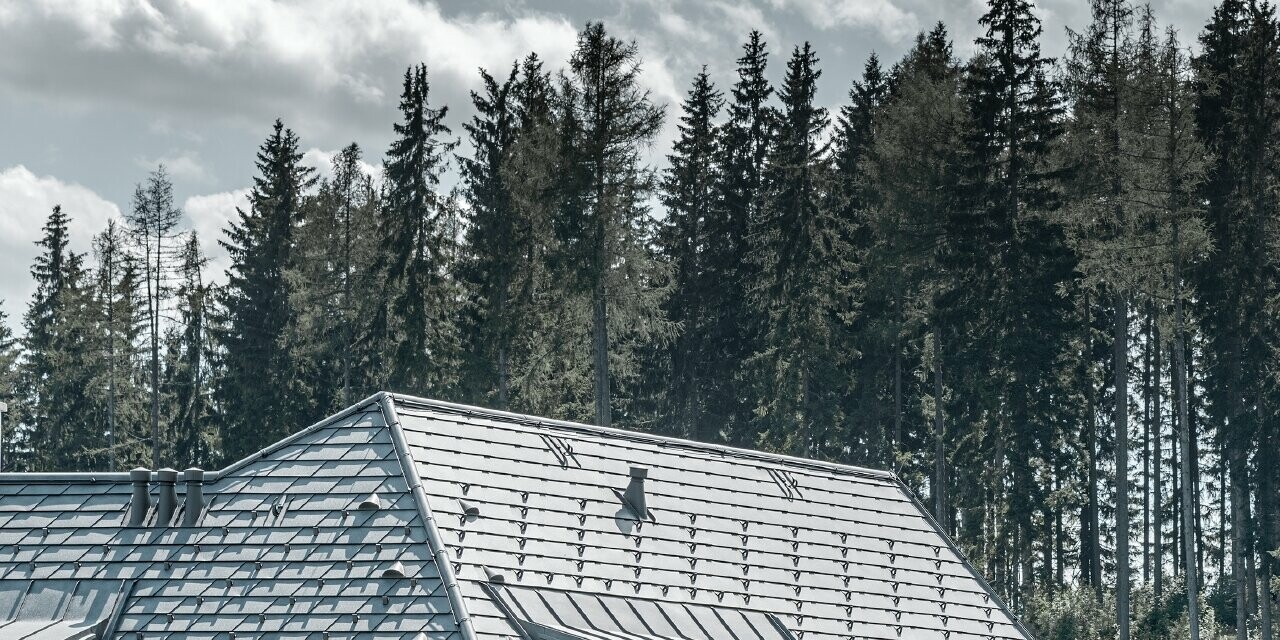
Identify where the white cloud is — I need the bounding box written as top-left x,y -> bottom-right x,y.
769,0 -> 919,42
301,147 -> 383,185
135,150 -> 212,184
0,1 -> 580,140
0,165 -> 121,328
183,188 -> 249,287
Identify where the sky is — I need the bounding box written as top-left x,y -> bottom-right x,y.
0,0 -> 1216,333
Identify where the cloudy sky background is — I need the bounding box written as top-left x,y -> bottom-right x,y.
0,0 -> 1215,332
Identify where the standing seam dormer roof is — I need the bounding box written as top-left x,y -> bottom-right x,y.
0,392 -> 1033,640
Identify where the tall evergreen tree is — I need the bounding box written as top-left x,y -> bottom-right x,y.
658,68 -> 723,441
167,232 -> 216,467
91,220 -> 146,471
289,143 -> 379,413
750,42 -> 858,458
559,22 -> 670,427
126,166 -> 181,469
968,0 -> 1070,606
20,206 -> 100,471
712,31 -> 777,446
459,63 -> 521,408
866,24 -> 969,525
373,64 -> 460,396
832,54 -> 894,466
217,120 -> 315,460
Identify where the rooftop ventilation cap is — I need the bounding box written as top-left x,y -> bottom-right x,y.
358,492 -> 383,511
127,468 -> 151,527
382,561 -> 408,578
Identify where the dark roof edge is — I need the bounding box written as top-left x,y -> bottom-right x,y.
379,393 -> 479,640
893,477 -> 1039,640
0,391 -> 389,484
387,392 -> 895,481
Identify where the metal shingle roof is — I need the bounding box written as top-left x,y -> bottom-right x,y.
0,397 -> 461,640
0,393 -> 1032,640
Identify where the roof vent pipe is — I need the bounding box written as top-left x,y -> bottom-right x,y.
128,468 -> 151,527
182,468 -> 205,527
154,468 -> 179,526
623,467 -> 648,517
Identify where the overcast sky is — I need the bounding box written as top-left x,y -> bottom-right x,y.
0,0 -> 1216,332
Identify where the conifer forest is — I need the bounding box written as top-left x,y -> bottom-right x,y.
5,0 -> 1280,637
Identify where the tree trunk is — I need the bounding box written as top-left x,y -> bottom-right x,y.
1155,315 -> 1164,596
933,321 -> 945,521
1143,309 -> 1153,585
1085,290 -> 1103,598
1115,289 -> 1130,640
592,276 -> 611,428
1172,234 -> 1200,640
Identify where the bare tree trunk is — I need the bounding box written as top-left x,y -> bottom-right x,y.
1085,290 -> 1103,599
1172,233 -> 1200,639
933,321 -> 945,521
1155,315 -> 1165,596
592,278 -> 610,428
893,339 -> 902,472
1115,289 -> 1130,640
1143,308 -> 1153,586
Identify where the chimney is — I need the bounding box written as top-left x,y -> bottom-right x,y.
182,468 -> 205,527
128,468 -> 151,526
623,466 -> 648,517
154,468 -> 178,526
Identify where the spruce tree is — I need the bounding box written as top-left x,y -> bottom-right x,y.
92,220 -> 146,471
750,42 -> 857,458
834,54 -> 893,465
20,206 -> 100,471
168,232 -> 215,467
217,120 -> 315,460
373,64 -> 460,396
716,32 -> 775,445
969,0 -> 1070,606
559,22 -> 670,427
289,143 -> 379,413
658,68 -> 722,441
126,166 -> 181,468
459,64 -> 521,408
865,24 -> 969,520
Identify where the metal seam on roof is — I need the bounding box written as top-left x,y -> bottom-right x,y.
379,393 -> 479,640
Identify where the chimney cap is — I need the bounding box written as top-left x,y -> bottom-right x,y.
183,468 -> 204,482
629,466 -> 648,480
155,468 -> 179,483
129,468 -> 151,483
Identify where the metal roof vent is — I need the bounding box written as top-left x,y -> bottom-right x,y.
154,468 -> 179,526
621,467 -> 650,519
382,561 -> 408,578
127,468 -> 151,527
358,492 -> 383,511
459,499 -> 480,518
182,468 -> 205,527
484,566 -> 506,584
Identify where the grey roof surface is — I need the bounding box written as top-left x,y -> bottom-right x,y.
0,393 -> 1032,640
0,400 -> 457,639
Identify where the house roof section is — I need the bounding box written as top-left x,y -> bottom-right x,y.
0,392 -> 1033,640
0,395 -> 460,639
386,393 -> 1033,640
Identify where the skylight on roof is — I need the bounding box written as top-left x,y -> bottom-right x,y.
484,583 -> 799,640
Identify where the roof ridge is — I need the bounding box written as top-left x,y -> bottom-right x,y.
387,392 -> 898,481
377,393 -> 478,640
